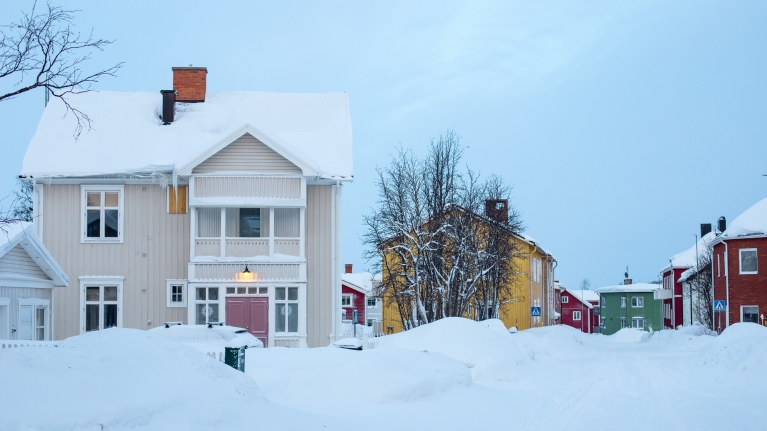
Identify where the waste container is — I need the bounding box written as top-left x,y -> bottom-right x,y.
224,345 -> 247,372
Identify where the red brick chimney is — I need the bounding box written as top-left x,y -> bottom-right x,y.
345,264 -> 353,274
485,199 -> 508,224
172,67 -> 207,102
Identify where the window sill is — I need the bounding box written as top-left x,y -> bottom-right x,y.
739,271 -> 758,275
167,303 -> 187,308
82,238 -> 124,244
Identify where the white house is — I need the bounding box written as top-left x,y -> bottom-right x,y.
21,66 -> 353,347
0,222 -> 68,340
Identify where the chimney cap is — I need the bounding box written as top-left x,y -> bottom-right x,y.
160,89 -> 177,94
172,66 -> 208,72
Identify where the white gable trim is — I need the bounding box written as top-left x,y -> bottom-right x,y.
342,279 -> 370,296
0,224 -> 68,287
178,125 -> 319,177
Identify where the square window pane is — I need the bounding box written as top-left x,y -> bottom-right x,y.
103,304 -> 117,329
104,210 -> 119,237
741,250 -> 757,272
237,287 -> 246,294
208,288 -> 218,301
86,304 -> 99,331
196,287 -> 207,301
288,287 -> 298,301
36,327 -> 45,341
226,287 -> 235,295
86,210 -> 101,237
104,192 -> 118,207
86,287 -> 100,302
239,208 -> 261,237
275,287 -> 286,301
288,303 -> 298,332
258,287 -> 268,295
36,307 -> 45,326
248,287 -> 257,295
87,192 -> 101,207
275,304 -> 286,332
743,307 -> 759,323
196,304 -> 207,324
104,286 -> 118,302
208,304 -> 219,323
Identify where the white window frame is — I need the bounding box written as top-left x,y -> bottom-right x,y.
572,310 -> 581,321
341,293 -> 353,307
561,296 -> 569,304
79,276 -> 124,334
194,287 -> 221,325
0,297 -> 9,339
81,185 -> 125,243
739,248 -> 758,274
620,317 -> 626,328
631,296 -> 644,308
18,298 -> 50,341
621,296 -> 626,308
632,317 -> 644,329
275,286 -> 299,334
740,305 -> 759,323
166,280 -> 188,307
717,253 -> 721,277
367,297 -> 377,307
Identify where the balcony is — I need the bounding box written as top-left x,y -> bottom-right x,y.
193,207 -> 302,259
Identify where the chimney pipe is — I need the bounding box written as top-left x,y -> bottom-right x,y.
345,264 -> 353,274
717,216 -> 726,234
484,199 -> 508,224
700,223 -> 712,238
172,66 -> 207,102
160,90 -> 176,124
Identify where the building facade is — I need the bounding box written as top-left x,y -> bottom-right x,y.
560,289 -> 599,334
22,67 -> 353,347
596,282 -> 664,335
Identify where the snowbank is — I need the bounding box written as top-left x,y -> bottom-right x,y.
696,323 -> 767,373
0,328 -> 332,430
602,328 -> 647,343
375,317 -> 536,382
246,346 -> 471,408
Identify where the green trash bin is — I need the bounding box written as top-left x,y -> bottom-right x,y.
224,345 -> 247,372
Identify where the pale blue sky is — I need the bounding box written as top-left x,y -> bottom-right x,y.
0,1 -> 765,289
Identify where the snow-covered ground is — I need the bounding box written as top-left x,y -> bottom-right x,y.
2,318 -> 765,430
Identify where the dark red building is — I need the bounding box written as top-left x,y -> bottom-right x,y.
340,265 -> 370,325
711,198 -> 767,331
560,289 -> 599,333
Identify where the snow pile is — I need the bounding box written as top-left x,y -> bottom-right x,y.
149,324 -> 263,349
341,271 -> 373,292
246,347 -> 471,409
639,323 -> 717,348
720,197 -> 767,239
375,317 -> 536,382
603,328 -> 647,343
696,323 -> 767,373
0,328 -> 334,430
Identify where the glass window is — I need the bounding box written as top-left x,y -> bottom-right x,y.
631,297 -> 644,308
621,297 -> 626,308
275,287 -> 299,333
226,208 -> 264,238
171,285 -> 183,303
742,306 -> 759,323
35,307 -> 46,341
561,296 -> 569,304
195,287 -> 220,325
84,285 -> 120,331
367,297 -> 377,307
740,249 -> 758,274
341,294 -> 352,307
258,287 -> 268,295
248,287 -> 257,295
632,317 -> 644,329
573,311 -> 581,320
620,318 -> 626,329
84,189 -> 121,240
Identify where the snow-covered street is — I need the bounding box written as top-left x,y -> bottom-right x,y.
2,318 -> 764,430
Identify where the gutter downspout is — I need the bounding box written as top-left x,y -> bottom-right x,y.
331,181 -> 342,343
723,239 -> 729,327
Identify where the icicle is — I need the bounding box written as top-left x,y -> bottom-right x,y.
172,170 -> 179,204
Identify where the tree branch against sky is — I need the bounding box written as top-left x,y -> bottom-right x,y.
0,1 -> 123,138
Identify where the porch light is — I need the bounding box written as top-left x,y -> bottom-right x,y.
237,265 -> 256,282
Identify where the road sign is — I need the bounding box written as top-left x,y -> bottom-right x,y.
530,306 -> 541,317
714,300 -> 726,313
353,309 -> 359,324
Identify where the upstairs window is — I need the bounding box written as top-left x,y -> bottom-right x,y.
367,297 -> 377,307
621,297 -> 626,308
631,296 -> 644,308
561,296 -> 569,304
82,186 -> 123,242
341,294 -> 352,307
739,249 -> 758,274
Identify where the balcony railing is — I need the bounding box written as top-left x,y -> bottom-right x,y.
194,237 -> 300,258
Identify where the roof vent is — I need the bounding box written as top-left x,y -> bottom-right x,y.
160,90 -> 176,124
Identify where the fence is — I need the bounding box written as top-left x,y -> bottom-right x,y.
338,321 -> 385,350
1,341 -> 63,349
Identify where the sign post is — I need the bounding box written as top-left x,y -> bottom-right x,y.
353,309 -> 358,337
714,300 -> 725,334
530,306 -> 541,317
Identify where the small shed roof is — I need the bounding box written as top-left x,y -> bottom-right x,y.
563,289 -> 599,308
341,272 -> 372,295
0,223 -> 68,287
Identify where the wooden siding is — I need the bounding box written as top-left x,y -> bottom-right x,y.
305,185 -> 334,347
194,176 -> 301,199
41,184 -> 190,340
0,245 -> 47,279
0,286 -> 51,340
193,134 -> 302,174
193,263 -> 301,281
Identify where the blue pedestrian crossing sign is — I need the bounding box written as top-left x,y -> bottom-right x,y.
530,306 -> 542,317
714,300 -> 726,313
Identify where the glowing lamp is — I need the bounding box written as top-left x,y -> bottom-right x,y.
237,265 -> 256,282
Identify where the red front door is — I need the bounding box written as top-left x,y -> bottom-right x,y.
226,297 -> 269,347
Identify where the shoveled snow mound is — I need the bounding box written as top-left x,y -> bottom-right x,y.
246,346 -> 471,409
639,323 -> 717,347
0,328 -> 333,430
696,323 -> 767,373
375,317 -> 536,382
601,328 -> 646,343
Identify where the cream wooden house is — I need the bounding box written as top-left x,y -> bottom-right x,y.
21,67 -> 353,347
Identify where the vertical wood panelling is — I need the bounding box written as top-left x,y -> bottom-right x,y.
0,245 -> 47,278
192,134 -> 302,174
194,176 -> 301,199
42,184 -> 190,340
306,185 -> 333,347
0,287 -> 51,340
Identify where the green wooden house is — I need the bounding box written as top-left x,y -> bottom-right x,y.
595,282 -> 665,335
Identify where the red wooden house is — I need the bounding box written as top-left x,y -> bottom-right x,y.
711,198 -> 767,331
560,288 -> 599,333
340,265 -> 370,325
659,227 -> 718,329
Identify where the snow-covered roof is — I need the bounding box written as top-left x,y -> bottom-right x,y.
594,283 -> 662,294
563,289 -> 599,307
0,222 -> 68,287
21,91 -> 353,179
718,197 -> 767,240
341,272 -> 372,295
660,231 -> 719,273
